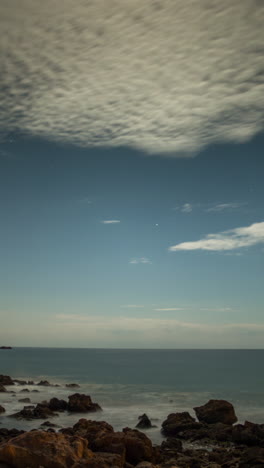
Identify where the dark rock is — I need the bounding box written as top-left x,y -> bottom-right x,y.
0,428 -> 24,444
10,403 -> 57,420
37,380 -> 51,386
66,383 -> 80,388
27,380 -> 34,385
161,412 -> 198,436
0,406 -> 5,414
19,389 -> 30,393
160,437 -> 183,452
68,394 -> 102,413
232,421 -> 264,447
0,376 -> 14,386
31,389 -> 39,392
239,446 -> 264,467
194,400 -> 237,425
18,398 -> 31,403
41,421 -> 60,428
48,397 -> 68,412
0,386 -> 6,393
13,380 -> 27,385
136,414 -> 153,429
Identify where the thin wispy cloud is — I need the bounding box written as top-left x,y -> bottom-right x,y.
169,221 -> 264,252
121,304 -> 144,308
200,307 -> 234,312
129,257 -> 152,264
154,308 -> 185,311
205,202 -> 246,213
101,220 -> 120,224
181,203 -> 193,213
0,1 -> 263,155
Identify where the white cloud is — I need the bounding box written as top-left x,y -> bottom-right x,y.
129,257 -> 152,264
205,203 -> 246,213
121,304 -> 144,308
154,308 -> 185,311
101,220 -> 120,224
169,221 -> 264,252
0,0 -> 264,154
181,203 -> 193,213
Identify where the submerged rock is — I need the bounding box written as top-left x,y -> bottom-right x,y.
0,386 -> 6,393
66,383 -> 80,388
18,398 -> 31,403
194,399 -> 237,425
0,406 -> 5,414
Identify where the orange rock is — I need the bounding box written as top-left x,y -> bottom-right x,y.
0,430 -> 93,468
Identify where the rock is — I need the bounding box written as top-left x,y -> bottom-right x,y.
136,414 -> 153,429
11,403 -> 57,420
0,428 -> 25,444
27,380 -> 34,385
0,407 -> 5,414
161,412 -> 198,436
68,394 -> 102,413
0,376 -> 13,386
0,386 -> 6,393
72,419 -> 114,443
66,383 -> 80,388
18,398 -> 31,403
41,421 -> 60,428
37,380 -> 51,386
161,438 -> 183,452
232,421 -> 264,447
239,446 -> 264,467
48,397 -> 68,411
31,389 -> 39,392
93,428 -> 154,466
13,380 -> 27,385
194,400 -> 237,425
19,389 -> 30,393
0,430 -> 93,468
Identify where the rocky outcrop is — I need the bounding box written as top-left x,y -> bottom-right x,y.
0,376 -> 13,386
194,399 -> 237,425
71,419 -> 114,443
0,386 -> 6,393
136,414 -> 153,429
11,403 -> 57,420
0,429 -> 24,444
0,430 -> 93,468
232,420 -> 264,447
0,406 -> 5,414
161,412 -> 198,436
18,398 -> 31,403
49,397 -> 68,411
68,394 -> 102,413
66,383 -> 80,388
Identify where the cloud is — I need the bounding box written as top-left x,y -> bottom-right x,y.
205,203 -> 246,213
154,308 -> 185,311
0,1 -> 264,155
200,307 -> 234,312
121,304 -> 144,308
129,257 -> 152,264
169,221 -> 264,252
101,220 -> 120,224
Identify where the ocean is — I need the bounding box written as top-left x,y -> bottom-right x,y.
1,348 -> 264,444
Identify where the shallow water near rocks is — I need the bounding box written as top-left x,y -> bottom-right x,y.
1,348 -> 264,444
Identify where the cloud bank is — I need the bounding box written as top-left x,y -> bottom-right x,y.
0,0 -> 264,154
169,221 -> 264,252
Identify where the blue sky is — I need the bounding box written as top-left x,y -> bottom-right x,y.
0,0 -> 264,347
0,134 -> 263,347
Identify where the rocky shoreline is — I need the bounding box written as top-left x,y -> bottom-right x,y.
0,375 -> 264,467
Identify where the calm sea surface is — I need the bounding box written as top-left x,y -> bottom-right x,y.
1,348 -> 264,443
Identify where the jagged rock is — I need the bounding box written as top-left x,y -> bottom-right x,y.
136,414 -> 153,429
232,421 -> 264,447
0,430 -> 93,468
161,412 -> 198,436
37,380 -> 51,386
68,394 -> 102,413
48,397 -> 68,411
194,400 -> 237,425
0,376 -> 14,386
10,403 -> 57,420
72,419 -> 114,443
0,407 -> 5,414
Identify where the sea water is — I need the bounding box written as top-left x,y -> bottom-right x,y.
0,348 -> 264,444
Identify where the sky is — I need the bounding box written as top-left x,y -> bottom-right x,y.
0,0 -> 263,348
